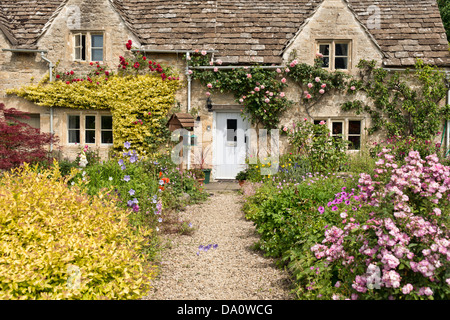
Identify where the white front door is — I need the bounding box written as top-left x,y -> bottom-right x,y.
215,112 -> 248,179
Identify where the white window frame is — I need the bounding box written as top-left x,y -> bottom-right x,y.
73,32 -> 104,62
100,115 -> 113,145
313,118 -> 363,151
67,113 -> 113,145
316,40 -> 351,71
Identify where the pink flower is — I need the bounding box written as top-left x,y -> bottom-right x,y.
276,68 -> 282,73
281,78 -> 286,83
285,68 -> 290,73
401,284 -> 414,294
290,60 -> 298,67
307,83 -> 313,88
214,67 -> 218,72
216,59 -> 223,65
265,98 -> 270,103
304,118 -> 308,121
316,52 -> 323,58
239,98 -> 244,103
283,126 -> 288,132
319,89 -> 325,94
247,73 -> 252,78
254,87 -> 260,92
351,86 -> 356,91
315,77 -> 320,82
280,92 -> 285,97
306,94 -> 312,99
207,83 -> 213,88
319,120 -> 325,125
205,91 -> 211,96
321,83 -> 327,88
201,50 -> 207,55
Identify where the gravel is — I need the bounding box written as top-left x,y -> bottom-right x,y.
144,190 -> 294,300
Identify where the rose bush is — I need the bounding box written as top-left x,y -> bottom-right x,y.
306,148 -> 450,300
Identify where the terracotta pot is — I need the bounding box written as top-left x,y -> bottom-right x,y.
197,178 -> 205,186
238,180 -> 245,187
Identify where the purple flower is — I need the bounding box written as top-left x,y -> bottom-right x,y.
121,165 -> 126,171
118,159 -> 124,166
124,141 -> 131,149
318,206 -> 325,214
128,189 -> 135,196
331,206 -> 338,211
213,244 -> 218,249
123,175 -> 131,182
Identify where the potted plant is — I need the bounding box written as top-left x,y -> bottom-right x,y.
190,168 -> 205,185
194,144 -> 212,184
236,169 -> 248,187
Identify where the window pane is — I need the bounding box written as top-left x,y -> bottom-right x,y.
101,116 -> 113,130
69,130 -> 80,144
86,116 -> 96,130
332,122 -> 343,135
335,43 -> 348,56
321,57 -> 329,68
85,130 -> 95,143
92,48 -> 103,61
75,34 -> 80,46
349,121 -> 361,134
91,34 -> 103,48
101,131 -> 113,144
75,47 -> 81,60
348,136 -> 361,150
319,44 -> 330,56
68,115 -> 80,129
335,57 -> 348,69
81,35 -> 86,60
227,119 -> 237,142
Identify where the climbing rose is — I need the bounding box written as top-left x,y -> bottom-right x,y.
281,78 -> 286,83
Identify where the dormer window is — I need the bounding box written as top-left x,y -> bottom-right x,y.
317,40 -> 351,70
73,32 -> 104,62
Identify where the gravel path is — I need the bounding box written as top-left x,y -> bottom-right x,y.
144,190 -> 294,300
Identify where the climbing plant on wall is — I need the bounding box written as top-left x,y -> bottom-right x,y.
341,59 -> 450,141
6,41 -> 180,156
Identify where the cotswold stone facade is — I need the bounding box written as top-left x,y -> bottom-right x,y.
1,0 -> 449,179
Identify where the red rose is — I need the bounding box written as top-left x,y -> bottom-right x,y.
143,56 -> 146,60
66,81 -> 70,84
70,70 -> 74,75
56,74 -> 60,79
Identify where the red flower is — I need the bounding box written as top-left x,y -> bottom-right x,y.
90,62 -> 94,66
66,81 -> 70,84
134,62 -> 140,69
70,70 -> 74,75
56,74 -> 60,79
143,56 -> 146,60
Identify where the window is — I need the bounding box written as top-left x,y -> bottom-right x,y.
73,32 -> 104,62
85,115 -> 96,144
68,115 -> 80,144
227,119 -> 237,143
317,41 -> 350,70
67,114 -> 112,145
101,116 -> 113,144
312,118 -> 362,150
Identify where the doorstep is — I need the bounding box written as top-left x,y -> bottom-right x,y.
204,180 -> 240,191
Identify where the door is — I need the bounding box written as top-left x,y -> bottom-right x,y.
215,112 -> 248,179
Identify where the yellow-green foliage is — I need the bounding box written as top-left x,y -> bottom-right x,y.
0,163 -> 156,299
7,74 -> 180,155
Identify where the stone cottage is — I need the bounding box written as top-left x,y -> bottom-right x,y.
1,0 -> 449,180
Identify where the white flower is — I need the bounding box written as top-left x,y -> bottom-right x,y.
109,177 -> 113,181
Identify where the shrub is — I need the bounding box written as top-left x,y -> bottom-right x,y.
0,103 -> 55,170
307,149 -> 450,300
285,118 -> 349,173
243,172 -> 358,259
0,163 -> 156,299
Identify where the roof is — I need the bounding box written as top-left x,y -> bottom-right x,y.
0,0 -> 448,67
0,0 -> 67,49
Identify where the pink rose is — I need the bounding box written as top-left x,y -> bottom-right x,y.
306,94 -> 312,99
206,91 -> 211,96
207,83 -> 213,88
285,68 -> 290,73
214,67 -> 218,72
319,120 -> 325,125
265,98 -> 270,103
247,74 -> 252,78
315,77 -> 320,82
351,86 -> 356,91
276,68 -> 282,73
216,59 -> 223,65
321,83 -> 327,88
254,87 -> 260,92
307,83 -> 313,88
283,126 -> 288,132
201,50 -> 207,55
280,92 -> 285,97
281,78 -> 286,83
319,89 -> 325,94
